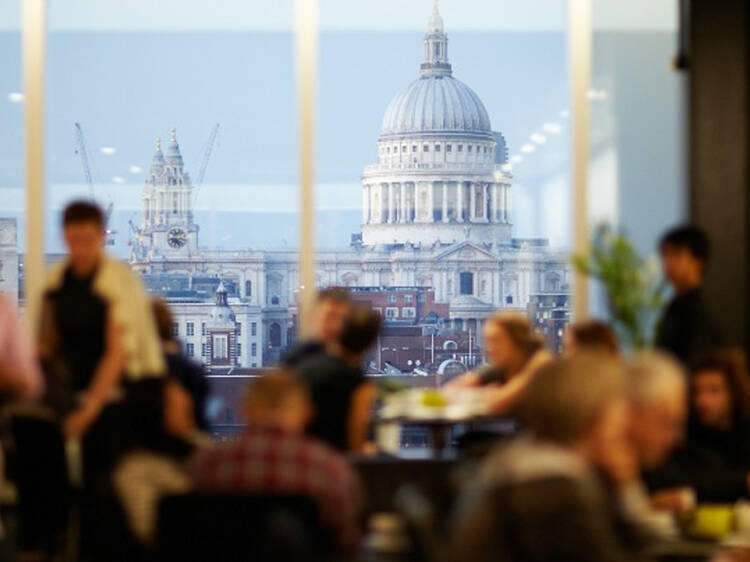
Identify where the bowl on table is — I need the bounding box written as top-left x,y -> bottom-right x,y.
682,504 -> 735,541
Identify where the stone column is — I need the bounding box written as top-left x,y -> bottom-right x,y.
442,182 -> 448,222
428,182 -> 434,223
400,183 -> 406,222
413,182 -> 420,222
505,184 -> 512,222
492,184 -> 499,222
457,182 -> 464,222
482,183 -> 492,222
469,182 -> 476,221
388,183 -> 395,223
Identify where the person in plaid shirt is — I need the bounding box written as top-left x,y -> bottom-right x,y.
189,370 -> 362,555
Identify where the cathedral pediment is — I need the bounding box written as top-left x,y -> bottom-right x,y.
435,241 -> 497,263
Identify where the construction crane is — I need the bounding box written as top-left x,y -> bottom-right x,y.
73,122 -> 117,246
74,122 -> 94,198
196,123 -> 220,187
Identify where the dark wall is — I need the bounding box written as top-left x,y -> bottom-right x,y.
690,0 -> 750,349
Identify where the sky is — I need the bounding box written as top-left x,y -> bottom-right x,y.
0,0 -> 683,256
0,0 -> 677,31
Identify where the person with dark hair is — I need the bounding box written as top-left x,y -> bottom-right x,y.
282,287 -> 352,367
152,298 -> 210,430
40,200 -> 165,559
294,303 -> 381,452
41,200 -> 165,438
656,225 -> 722,364
565,320 -> 619,356
645,349 -> 750,502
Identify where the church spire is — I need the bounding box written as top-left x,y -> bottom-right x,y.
421,0 -> 451,77
149,136 -> 165,179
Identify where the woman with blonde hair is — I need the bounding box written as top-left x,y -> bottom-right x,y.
450,312 -> 551,415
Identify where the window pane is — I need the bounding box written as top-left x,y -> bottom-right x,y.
46,2 -> 294,382
317,1 -> 572,377
588,2 -> 684,333
0,6 -> 22,304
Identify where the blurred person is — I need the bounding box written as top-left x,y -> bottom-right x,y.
565,320 -> 619,356
41,200 -> 165,440
452,354 -> 648,562
449,312 -> 551,415
295,303 -> 381,453
0,292 -> 43,401
113,378 -> 202,548
190,370 -> 361,557
282,287 -> 351,368
656,225 -> 722,364
646,350 -> 750,502
621,353 -> 688,536
152,298 -> 210,430
40,200 -> 165,560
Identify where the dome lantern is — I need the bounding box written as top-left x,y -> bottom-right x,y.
421,0 -> 451,78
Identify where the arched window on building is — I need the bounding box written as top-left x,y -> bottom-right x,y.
271,295 -> 280,305
245,280 -> 252,298
460,272 -> 474,295
269,323 -> 281,348
506,295 -> 514,304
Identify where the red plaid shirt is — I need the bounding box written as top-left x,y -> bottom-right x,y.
189,426 -> 361,553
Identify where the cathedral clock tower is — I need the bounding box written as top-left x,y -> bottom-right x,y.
134,128 -> 199,261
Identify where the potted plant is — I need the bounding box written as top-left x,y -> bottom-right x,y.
572,224 -> 665,349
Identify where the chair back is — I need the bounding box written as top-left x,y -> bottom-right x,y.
156,492 -> 328,562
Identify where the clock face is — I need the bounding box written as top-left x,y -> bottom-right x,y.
167,228 -> 187,249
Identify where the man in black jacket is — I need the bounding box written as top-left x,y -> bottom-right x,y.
655,225 -> 722,365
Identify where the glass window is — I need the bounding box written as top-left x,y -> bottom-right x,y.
186,343 -> 194,357
404,294 -> 413,304
423,144 -> 429,152
435,144 -> 441,152
388,294 -> 397,304
201,343 -> 206,357
251,321 -> 257,336
457,144 -> 463,152
385,307 -> 399,318
172,322 -> 179,337
460,272 -> 474,295
251,342 -> 257,356
213,335 -> 228,360
236,323 -> 241,336
201,323 -> 206,336
186,322 -> 194,336
269,323 -> 281,347
446,144 -> 452,152
237,343 -> 241,356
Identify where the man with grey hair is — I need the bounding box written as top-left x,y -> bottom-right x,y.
620,352 -> 691,537
452,354 -> 650,562
628,352 -> 687,471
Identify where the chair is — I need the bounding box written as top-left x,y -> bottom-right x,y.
156,492 -> 331,562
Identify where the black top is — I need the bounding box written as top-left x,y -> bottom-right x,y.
165,351 -> 210,430
295,351 -> 365,452
655,287 -> 723,364
281,340 -> 325,369
645,420 -> 750,502
47,267 -> 107,392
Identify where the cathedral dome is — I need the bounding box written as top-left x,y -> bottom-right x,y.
381,76 -> 492,139
379,0 -> 492,141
